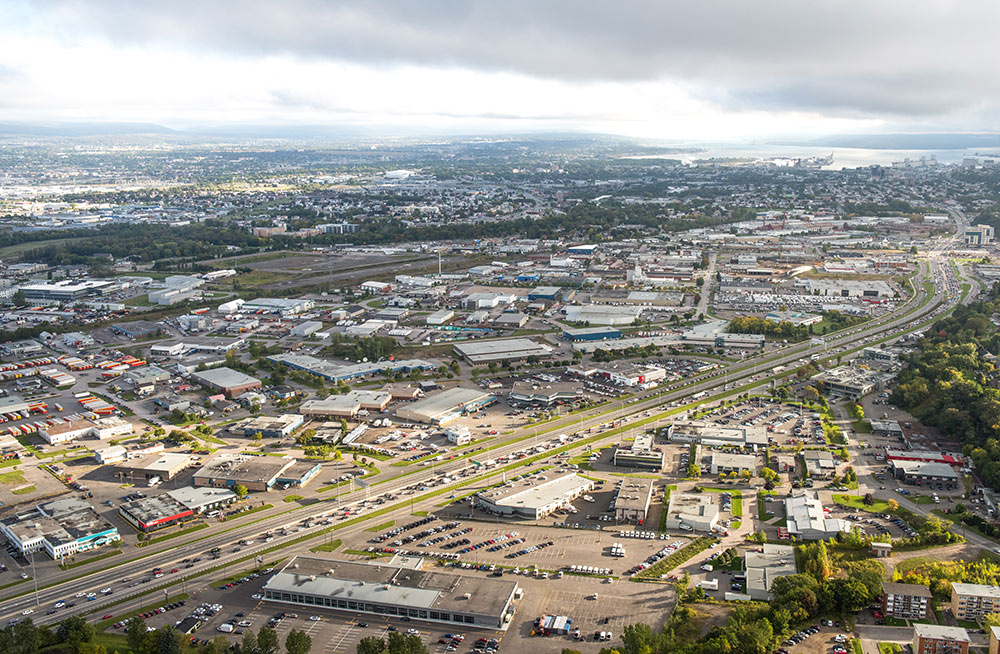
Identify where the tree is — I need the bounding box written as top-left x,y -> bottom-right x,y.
887,499 -> 900,511
0,618 -> 41,654
57,616 -> 95,654
242,629 -> 260,654
126,617 -> 147,654
233,484 -> 249,499
863,493 -> 875,506
286,629 -> 313,654
357,637 -> 386,654
340,419 -> 349,437
157,626 -> 181,654
257,627 -> 279,654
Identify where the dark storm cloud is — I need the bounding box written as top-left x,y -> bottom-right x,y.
45,0 -> 1000,119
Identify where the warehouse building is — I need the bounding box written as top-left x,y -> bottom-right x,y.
890,460 -> 959,490
240,298 -> 315,316
191,367 -> 262,397
425,309 -> 455,325
885,449 -> 963,466
230,414 -> 305,438
291,321 -> 323,337
784,491 -> 851,540
611,478 -> 654,523
666,421 -> 769,451
0,497 -> 119,559
268,353 -> 436,382
527,286 -> 561,301
1,340 -> 44,357
193,454 -> 296,492
805,279 -> 894,298
395,387 -> 495,425
453,338 -> 553,365
261,556 -> 518,629
20,279 -> 115,302
871,420 -> 905,438
300,391 -> 392,418
665,492 -> 719,532
612,433 -> 664,471
802,450 -> 837,477
110,320 -> 162,339
39,419 -> 97,445
508,382 -> 585,407
562,305 -> 642,326
561,326 -> 622,342
745,544 -> 796,600
115,452 -> 193,483
477,472 -> 594,519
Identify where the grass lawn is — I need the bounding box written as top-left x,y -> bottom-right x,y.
0,470 -> 27,485
138,523 -> 207,547
850,639 -> 863,654
852,419 -> 872,433
730,520 -> 742,529
882,617 -> 908,627
310,539 -> 343,553
877,643 -> 901,654
412,510 -> 429,517
12,485 -> 36,495
283,494 -> 305,503
833,493 -> 890,513
366,520 -> 396,532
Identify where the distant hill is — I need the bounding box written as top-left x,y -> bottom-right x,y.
0,122 -> 177,136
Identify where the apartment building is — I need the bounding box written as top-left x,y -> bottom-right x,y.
881,581 -> 932,620
913,624 -> 969,654
952,583 -> 1000,621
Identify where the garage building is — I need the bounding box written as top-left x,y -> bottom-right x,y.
453,338 -> 553,365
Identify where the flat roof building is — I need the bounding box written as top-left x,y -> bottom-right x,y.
784,491 -> 851,540
115,452 -> 192,482
913,624 -> 970,654
665,492 -> 719,532
952,583 -> 1000,621
612,433 -> 664,471
395,387 -> 495,425
193,454 -> 296,492
666,420 -> 769,451
191,367 -> 262,397
891,460 -> 959,490
882,581 -> 932,620
0,497 -> 119,559
230,414 -> 305,438
562,326 -> 622,342
453,338 -> 553,365
611,478 -> 654,523
477,472 -> 594,520
745,544 -> 796,600
508,382 -> 585,407
261,556 -> 518,629
711,452 -> 758,476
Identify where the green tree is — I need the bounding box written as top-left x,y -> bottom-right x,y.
157,626 -> 181,654
57,616 -> 95,654
0,618 -> 41,654
242,629 -> 260,654
258,627 -> 279,654
357,637 -> 386,654
286,629 -> 313,654
126,617 -> 147,654
233,484 -> 249,499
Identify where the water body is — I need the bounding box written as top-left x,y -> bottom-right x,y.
628,143 -> 1000,170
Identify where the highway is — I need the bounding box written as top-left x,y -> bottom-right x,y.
0,234 -> 970,626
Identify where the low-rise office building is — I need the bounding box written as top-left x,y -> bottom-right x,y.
508,382 -> 585,407
261,556 -> 518,629
802,450 -> 837,477
612,433 -> 664,471
666,421 -> 769,451
0,497 -> 119,559
230,414 -> 305,438
812,366 -> 895,400
710,452 -> 757,476
477,473 -> 594,520
745,544 -> 796,600
890,460 -> 959,490
453,338 -> 553,365
115,452 -> 192,483
665,492 -> 719,532
784,491 -> 851,540
191,367 -> 262,398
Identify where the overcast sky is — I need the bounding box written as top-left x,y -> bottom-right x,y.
1,1 -> 996,140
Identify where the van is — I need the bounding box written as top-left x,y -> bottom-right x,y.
217,624 -> 234,633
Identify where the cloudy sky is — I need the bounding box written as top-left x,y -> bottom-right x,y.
0,1 -> 995,139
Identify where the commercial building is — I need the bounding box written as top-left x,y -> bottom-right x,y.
870,420 -> 904,438
508,382 -> 585,407
118,494 -> 194,532
261,556 -> 518,629
881,582 -> 932,620
612,433 -> 664,471
240,298 -> 315,316
805,279 -> 894,298
115,452 -> 193,483
110,320 -> 162,339
95,445 -> 127,464
745,544 -> 796,600
813,366 -> 895,399
890,460 -> 959,490
168,486 -> 237,514
953,583 -> 1000,621
863,347 -> 900,365
764,311 -> 822,326
1,340 -> 44,357
885,449 -> 963,466
268,353 -> 436,383
567,361 -> 668,387
230,414 -> 305,438
444,425 -> 472,445
0,497 -> 119,559
291,321 -> 323,337
477,472 -> 594,520
562,305 -> 642,326
395,387 -> 495,425
913,624 -> 969,654
666,421 -> 769,451
193,454 -> 296,492
20,279 -> 115,302
425,309 -> 455,325
965,224 -> 995,246
802,450 -> 837,477
611,478 -> 654,523
38,419 -> 96,445
784,491 -> 851,540
710,452 -> 757,476
191,367 -> 262,397
562,326 -> 622,342
665,492 -> 719,532
453,338 -> 553,365
527,286 -> 561,301
300,391 -> 392,418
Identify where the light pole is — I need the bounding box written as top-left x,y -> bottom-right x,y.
30,550 -> 39,607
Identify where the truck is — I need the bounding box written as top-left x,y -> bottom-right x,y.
698,579 -> 719,591
217,624 -> 234,633
147,476 -> 161,487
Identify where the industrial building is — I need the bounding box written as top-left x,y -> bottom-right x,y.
240,298 -> 315,315
425,309 -> 455,325
477,472 -> 594,519
665,492 -> 719,532
20,279 -> 115,302
291,321 -> 323,337
38,419 -> 98,445
261,556 -> 518,629
710,452 -> 757,476
802,450 -> 837,477
191,367 -> 262,397
300,391 -> 393,418
870,420 -> 904,438
453,338 -> 553,365
885,449 -> 963,466
110,320 -> 163,339
115,452 -> 193,483
611,478 -> 654,523
508,382 -> 585,407
881,582 -> 932,620
562,304 -> 642,326
118,486 -> 238,532
230,414 -> 305,438
666,421 -> 768,451
395,387 -> 495,425
268,353 -> 436,383
612,433 -> 664,471
890,460 -> 959,490
805,279 -> 894,298
784,491 -> 850,540
192,454 -> 298,492
745,544 -> 796,600
0,497 -> 119,559
764,311 -> 822,326
562,326 -> 622,342
567,361 -> 667,387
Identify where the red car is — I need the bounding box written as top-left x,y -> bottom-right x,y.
102,614 -> 113,620
170,568 -> 179,573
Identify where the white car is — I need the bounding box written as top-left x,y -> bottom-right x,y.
21,609 -> 33,616
251,594 -> 262,600
407,629 -> 419,635
309,616 -> 321,621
